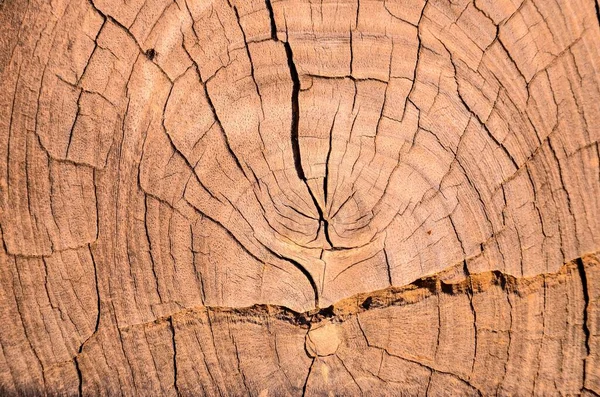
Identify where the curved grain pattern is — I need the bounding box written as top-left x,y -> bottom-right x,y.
0,0 -> 599,395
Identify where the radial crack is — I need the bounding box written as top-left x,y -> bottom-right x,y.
284,41 -> 334,249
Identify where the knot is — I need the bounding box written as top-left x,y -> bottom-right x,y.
305,322 -> 341,357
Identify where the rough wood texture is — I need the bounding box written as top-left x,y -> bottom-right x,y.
0,0 -> 599,395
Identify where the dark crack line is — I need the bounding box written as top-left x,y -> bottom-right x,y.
302,358 -> 315,396
464,261 -> 478,378
324,104 -> 340,212
89,246 -> 101,335
284,41 -> 304,183
232,5 -> 265,121
143,194 -> 164,303
185,189 -> 319,307
74,360 -> 84,397
284,40 -> 334,248
383,246 -> 392,286
265,0 -> 277,40
74,244 -> 102,397
260,0 -> 331,299
115,259 -> 590,337
169,317 -> 180,396
267,5 -> 334,248
261,241 -> 321,308
216,191 -> 320,308
180,37 -> 252,184
577,257 -> 591,387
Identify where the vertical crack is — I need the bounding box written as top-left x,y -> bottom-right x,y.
262,0 -> 326,305
577,258 -> 591,387
169,317 -> 180,396
264,245 -> 320,308
181,38 -> 252,183
464,261 -> 478,377
383,246 -> 392,286
144,195 -> 163,303
425,370 -> 434,396
265,0 -> 277,40
75,356 -> 83,397
302,358 -> 315,396
89,245 -> 101,336
497,273 -> 513,395
66,90 -> 84,158
532,275 -> 548,395
284,41 -> 304,182
283,41 -> 334,248
268,4 -> 334,248
75,244 -> 102,397
324,104 -> 339,213
349,29 -> 354,76
232,5 -> 265,120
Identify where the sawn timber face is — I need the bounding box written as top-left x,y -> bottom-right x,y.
0,0 -> 599,395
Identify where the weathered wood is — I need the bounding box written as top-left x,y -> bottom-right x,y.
0,0 -> 599,395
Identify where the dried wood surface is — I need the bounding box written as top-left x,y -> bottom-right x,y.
0,0 -> 599,395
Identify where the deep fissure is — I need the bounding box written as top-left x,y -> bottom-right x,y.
577,257 -> 591,384
119,259 -> 590,332
265,0 -> 335,250
284,41 -> 335,249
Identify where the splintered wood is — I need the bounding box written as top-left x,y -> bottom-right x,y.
0,0 -> 599,395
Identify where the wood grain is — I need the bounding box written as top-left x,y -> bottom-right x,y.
0,0 -> 599,395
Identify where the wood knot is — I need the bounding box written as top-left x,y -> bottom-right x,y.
305,322 -> 341,357
145,48 -> 157,60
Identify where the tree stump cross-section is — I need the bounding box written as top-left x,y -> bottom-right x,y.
0,0 -> 599,395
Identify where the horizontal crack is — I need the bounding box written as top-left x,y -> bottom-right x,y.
117,254 -> 592,331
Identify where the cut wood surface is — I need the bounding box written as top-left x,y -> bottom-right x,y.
0,0 -> 599,395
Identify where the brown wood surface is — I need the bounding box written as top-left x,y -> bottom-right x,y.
0,0 -> 599,395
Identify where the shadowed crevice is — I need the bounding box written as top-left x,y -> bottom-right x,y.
118,256 -> 593,331
284,41 -> 335,249
265,0 -> 277,40
577,257 -> 591,386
